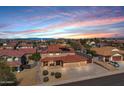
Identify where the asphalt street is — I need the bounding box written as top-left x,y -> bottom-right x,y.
58,72 -> 124,86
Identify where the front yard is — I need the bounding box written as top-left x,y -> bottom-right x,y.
15,61 -> 124,86
16,66 -> 39,86
40,63 -> 109,85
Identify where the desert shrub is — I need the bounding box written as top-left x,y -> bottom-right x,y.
55,72 -> 62,79
42,70 -> 49,76
43,77 -> 49,82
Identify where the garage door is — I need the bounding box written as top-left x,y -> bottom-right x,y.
64,62 -> 81,67
64,62 -> 86,67
112,56 -> 122,61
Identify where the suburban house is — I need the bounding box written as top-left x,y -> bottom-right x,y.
0,49 -> 24,72
0,48 -> 36,72
2,42 -> 17,49
17,43 -> 33,49
19,48 -> 37,65
41,44 -> 88,67
96,42 -> 112,47
112,40 -> 124,44
41,55 -> 87,67
41,44 -> 75,58
91,46 -> 124,62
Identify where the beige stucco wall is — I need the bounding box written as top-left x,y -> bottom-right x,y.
6,57 -> 20,62
41,52 -> 75,59
62,61 -> 87,67
41,61 -> 87,67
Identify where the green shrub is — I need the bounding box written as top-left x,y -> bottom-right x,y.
30,53 -> 41,61
42,70 -> 49,76
0,62 -> 17,85
55,72 -> 62,79
43,77 -> 49,82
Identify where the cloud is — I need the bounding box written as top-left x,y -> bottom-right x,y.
1,7 -> 124,39
0,24 -> 10,29
63,32 -> 119,39
2,16 -> 124,37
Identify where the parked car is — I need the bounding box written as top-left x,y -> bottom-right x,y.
108,61 -> 120,68
113,62 -> 120,68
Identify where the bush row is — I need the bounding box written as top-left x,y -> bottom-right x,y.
42,70 -> 62,82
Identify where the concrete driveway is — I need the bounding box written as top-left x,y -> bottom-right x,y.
40,61 -> 124,85
61,63 -> 108,79
41,63 -> 110,85
118,61 -> 124,70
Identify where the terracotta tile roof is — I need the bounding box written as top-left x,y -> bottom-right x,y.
19,48 -> 36,54
91,46 -> 124,56
41,55 -> 87,63
7,61 -> 22,67
0,48 -> 36,57
42,44 -> 74,54
0,49 -> 24,57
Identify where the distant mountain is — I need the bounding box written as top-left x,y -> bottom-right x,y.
0,38 -> 56,40
13,38 -> 56,40
0,37 -> 124,40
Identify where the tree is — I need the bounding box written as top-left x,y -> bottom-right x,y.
0,62 -> 17,85
68,41 -> 82,50
33,42 -> 37,48
0,43 -> 3,46
29,53 -> 41,61
84,44 -> 91,49
92,38 -> 100,43
86,49 -> 97,57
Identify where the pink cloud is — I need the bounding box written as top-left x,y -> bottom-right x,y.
64,32 -> 118,39
73,16 -> 124,27
5,16 -> 124,36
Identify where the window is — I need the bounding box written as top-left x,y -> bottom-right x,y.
56,53 -> 59,55
50,63 -> 54,66
43,62 -> 48,66
56,60 -> 63,66
49,53 -> 53,56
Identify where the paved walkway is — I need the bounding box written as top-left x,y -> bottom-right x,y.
35,62 -> 42,84
95,61 -> 117,71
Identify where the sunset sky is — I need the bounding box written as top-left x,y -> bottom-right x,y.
0,6 -> 124,39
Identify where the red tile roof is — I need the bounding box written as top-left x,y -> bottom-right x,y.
19,48 -> 36,54
4,42 -> 17,47
0,48 -> 36,57
41,55 -> 87,63
0,49 -> 24,57
42,44 -> 74,54
91,46 -> 124,56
